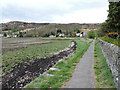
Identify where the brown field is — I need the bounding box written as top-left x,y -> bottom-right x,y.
2,37 -> 51,53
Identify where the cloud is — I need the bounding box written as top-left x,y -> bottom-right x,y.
52,8 -> 108,23
0,0 -> 109,23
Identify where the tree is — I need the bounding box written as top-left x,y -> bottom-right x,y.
97,22 -> 110,36
73,27 -> 80,32
97,2 -> 120,37
44,33 -> 50,37
57,29 -> 62,34
35,32 -> 39,37
12,28 -> 19,32
50,32 -> 55,35
69,32 -> 72,37
65,30 -> 69,35
77,30 -> 80,33
106,2 -> 120,34
19,32 -> 23,37
56,34 -> 59,37
88,30 -> 95,39
4,32 -> 7,37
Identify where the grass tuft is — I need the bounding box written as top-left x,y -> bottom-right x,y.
25,39 -> 92,88
94,40 -> 116,88
2,40 -> 71,74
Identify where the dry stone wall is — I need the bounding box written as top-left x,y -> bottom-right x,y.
98,39 -> 120,89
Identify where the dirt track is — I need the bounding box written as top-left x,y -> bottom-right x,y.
2,41 -> 77,89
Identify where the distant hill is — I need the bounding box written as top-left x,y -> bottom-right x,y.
1,21 -> 101,37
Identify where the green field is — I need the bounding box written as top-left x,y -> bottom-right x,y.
25,40 -> 92,88
2,38 -> 72,74
94,40 -> 116,88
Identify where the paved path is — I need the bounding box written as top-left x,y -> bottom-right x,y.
65,41 -> 95,88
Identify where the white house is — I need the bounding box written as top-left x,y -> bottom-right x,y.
80,34 -> 83,37
76,33 -> 80,37
49,35 -> 56,38
7,35 -> 13,37
13,35 -> 17,37
83,32 -> 87,36
76,33 -> 83,37
0,34 -> 4,37
59,34 -> 64,37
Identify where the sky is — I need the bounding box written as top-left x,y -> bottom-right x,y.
0,0 -> 109,23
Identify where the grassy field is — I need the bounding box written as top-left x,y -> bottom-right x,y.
2,37 -> 51,53
94,40 -> 116,88
2,38 -> 72,74
25,39 -> 92,88
99,36 -> 120,47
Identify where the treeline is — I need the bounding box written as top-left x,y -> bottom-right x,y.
97,1 -> 120,38
41,27 -> 81,37
3,32 -> 23,37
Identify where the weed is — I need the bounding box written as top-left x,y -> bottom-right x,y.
2,39 -> 71,73
99,36 -> 120,47
25,39 -> 92,88
94,40 -> 116,88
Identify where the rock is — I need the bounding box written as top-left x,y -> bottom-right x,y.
49,68 -> 60,71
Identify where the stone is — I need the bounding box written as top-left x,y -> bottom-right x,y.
98,38 -> 120,89
49,68 -> 60,71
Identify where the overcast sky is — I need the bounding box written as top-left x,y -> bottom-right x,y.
0,0 -> 109,23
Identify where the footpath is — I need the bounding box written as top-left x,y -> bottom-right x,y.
65,41 -> 95,88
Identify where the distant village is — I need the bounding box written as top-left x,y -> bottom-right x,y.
49,32 -> 87,38
0,34 -> 17,38
1,25 -> 88,38
0,31 -> 87,38
0,21 -> 100,38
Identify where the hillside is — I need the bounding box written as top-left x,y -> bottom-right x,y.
1,21 -> 101,37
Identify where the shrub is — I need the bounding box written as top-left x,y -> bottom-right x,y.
99,36 -> 120,47
88,30 -> 95,39
44,33 -> 50,37
4,32 -> 7,37
19,32 -> 23,37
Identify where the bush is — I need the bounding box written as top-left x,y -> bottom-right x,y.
4,32 -> 7,37
44,33 -> 50,37
12,28 -> 19,32
88,30 -> 95,39
99,36 -> 120,47
19,32 -> 23,37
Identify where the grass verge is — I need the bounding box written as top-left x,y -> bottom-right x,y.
94,40 -> 116,88
99,36 -> 120,47
25,40 -> 92,88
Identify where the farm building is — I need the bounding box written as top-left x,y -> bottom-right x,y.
83,32 -> 87,36
7,35 -> 13,37
0,34 -> 4,37
76,32 -> 87,37
59,34 -> 65,37
13,35 -> 17,37
7,35 -> 17,38
76,33 -> 82,37
49,35 -> 56,38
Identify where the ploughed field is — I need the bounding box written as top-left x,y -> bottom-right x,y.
2,37 -> 76,88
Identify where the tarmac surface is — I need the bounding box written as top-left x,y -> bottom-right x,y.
65,41 -> 95,88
